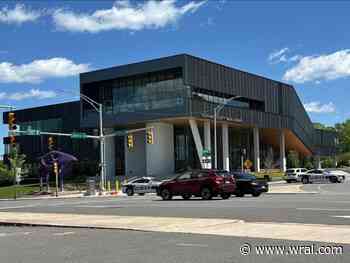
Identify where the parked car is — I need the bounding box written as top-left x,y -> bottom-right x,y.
231,172 -> 268,197
122,177 -> 162,196
157,170 -> 236,200
326,170 -> 346,183
285,168 -> 308,183
300,169 -> 342,184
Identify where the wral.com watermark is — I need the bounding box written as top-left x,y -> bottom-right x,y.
240,243 -> 344,256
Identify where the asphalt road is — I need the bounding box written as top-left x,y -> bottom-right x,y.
0,226 -> 348,263
0,181 -> 350,226
0,181 -> 349,262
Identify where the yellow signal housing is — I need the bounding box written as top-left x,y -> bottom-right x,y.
8,112 -> 16,130
127,134 -> 134,149
9,136 -> 16,147
53,162 -> 59,175
146,129 -> 154,144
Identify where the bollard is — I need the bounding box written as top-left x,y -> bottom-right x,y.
107,181 -> 111,192
115,180 -> 120,193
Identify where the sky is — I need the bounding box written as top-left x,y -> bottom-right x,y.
0,0 -> 349,155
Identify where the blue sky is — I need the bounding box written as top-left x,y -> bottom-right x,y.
0,0 -> 349,155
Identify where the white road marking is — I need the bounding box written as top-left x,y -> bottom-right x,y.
52,231 -> 75,236
0,205 -> 35,210
331,216 -> 350,219
176,243 -> 209,248
0,231 -> 32,237
75,205 -> 123,208
296,208 -> 350,212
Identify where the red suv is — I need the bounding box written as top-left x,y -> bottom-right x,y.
157,170 -> 236,200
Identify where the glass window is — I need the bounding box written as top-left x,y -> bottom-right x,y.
177,172 -> 191,180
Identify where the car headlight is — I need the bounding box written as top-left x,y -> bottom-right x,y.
251,182 -> 258,186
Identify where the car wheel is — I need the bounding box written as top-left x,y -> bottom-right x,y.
221,193 -> 231,199
302,177 -> 309,184
338,177 -> 344,183
286,180 -> 291,183
138,193 -> 145,196
201,187 -> 212,200
160,189 -> 172,200
126,187 -> 134,196
182,193 -> 191,200
252,191 -> 261,197
235,191 -> 245,197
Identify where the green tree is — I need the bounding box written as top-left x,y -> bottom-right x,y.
335,119 -> 350,153
287,150 -> 300,168
322,157 -> 335,168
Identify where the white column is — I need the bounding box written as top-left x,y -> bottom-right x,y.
125,131 -> 146,178
222,123 -> 229,171
104,132 -> 116,182
146,122 -> 174,177
204,120 -> 211,151
189,119 -> 204,169
253,127 -> 260,172
204,120 -> 212,169
280,130 -> 287,172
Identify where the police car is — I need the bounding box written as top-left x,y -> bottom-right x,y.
122,177 -> 162,196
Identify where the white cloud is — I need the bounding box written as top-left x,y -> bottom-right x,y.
0,57 -> 90,83
268,48 -> 303,64
304,101 -> 336,114
268,48 -> 289,63
0,4 -> 41,24
283,49 -> 350,83
0,89 -> 57,101
52,0 -> 206,33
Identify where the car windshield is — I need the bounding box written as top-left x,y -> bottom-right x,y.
286,169 -> 296,173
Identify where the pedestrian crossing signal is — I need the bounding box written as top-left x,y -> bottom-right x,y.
146,129 -> 154,144
127,134 -> 134,149
48,137 -> 54,150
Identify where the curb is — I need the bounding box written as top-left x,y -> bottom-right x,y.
266,191 -> 319,195
0,191 -> 126,202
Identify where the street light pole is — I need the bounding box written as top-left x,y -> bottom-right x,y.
79,94 -> 106,192
213,96 -> 241,169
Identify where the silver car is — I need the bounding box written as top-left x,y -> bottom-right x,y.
122,177 -> 162,196
285,168 -> 308,183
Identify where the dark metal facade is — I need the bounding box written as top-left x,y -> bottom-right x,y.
3,101 -> 98,162
80,54 -> 335,153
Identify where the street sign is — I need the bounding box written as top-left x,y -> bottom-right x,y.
201,149 -> 212,169
71,132 -> 88,139
202,149 -> 211,157
244,159 -> 253,169
15,168 -> 22,183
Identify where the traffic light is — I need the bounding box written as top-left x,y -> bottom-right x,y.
53,162 -> 59,175
9,136 -> 16,147
8,112 -> 17,131
127,134 -> 134,149
146,129 -> 154,144
48,137 -> 54,150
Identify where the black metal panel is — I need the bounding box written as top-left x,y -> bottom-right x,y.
80,55 -> 186,84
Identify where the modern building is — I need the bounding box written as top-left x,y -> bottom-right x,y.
3,54 -> 337,179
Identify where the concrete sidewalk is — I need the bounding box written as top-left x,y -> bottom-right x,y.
267,183 -> 318,194
0,212 -> 349,244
